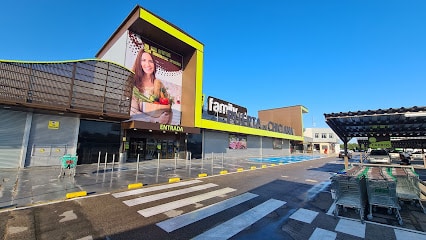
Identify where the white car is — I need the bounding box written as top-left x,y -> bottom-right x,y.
411,151 -> 424,160
388,150 -> 401,160
367,149 -> 391,164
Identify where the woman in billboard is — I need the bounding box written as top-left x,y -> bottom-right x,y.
131,49 -> 172,124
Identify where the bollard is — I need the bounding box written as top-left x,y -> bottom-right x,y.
97,151 -> 101,173
175,154 -> 177,170
201,156 -> 204,171
112,154 -> 115,170
211,154 -> 214,175
104,152 -> 108,170
136,154 -> 140,174
156,152 -> 160,183
222,152 -> 224,169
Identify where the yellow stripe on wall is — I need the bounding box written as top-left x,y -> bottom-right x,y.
199,119 -> 303,140
140,8 -> 203,51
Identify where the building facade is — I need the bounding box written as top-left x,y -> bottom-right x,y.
303,128 -> 340,154
0,5 -> 307,168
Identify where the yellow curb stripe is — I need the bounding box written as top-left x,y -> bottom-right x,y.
270,164 -> 276,167
128,183 -> 143,189
237,168 -> 244,172
169,177 -> 181,183
219,170 -> 228,175
261,164 -> 267,168
66,191 -> 87,199
250,166 -> 257,170
198,173 -> 208,178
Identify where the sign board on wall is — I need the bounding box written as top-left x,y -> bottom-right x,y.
229,134 -> 247,149
207,96 -> 247,118
125,31 -> 183,126
368,136 -> 391,149
48,120 -> 60,130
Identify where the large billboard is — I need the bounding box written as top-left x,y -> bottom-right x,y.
125,31 -> 183,125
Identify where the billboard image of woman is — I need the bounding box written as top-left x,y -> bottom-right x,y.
125,31 -> 183,125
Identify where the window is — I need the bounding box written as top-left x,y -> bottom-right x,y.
314,133 -> 319,138
321,133 -> 327,138
329,133 -> 333,138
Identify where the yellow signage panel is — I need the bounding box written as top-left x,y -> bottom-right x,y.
48,120 -> 60,130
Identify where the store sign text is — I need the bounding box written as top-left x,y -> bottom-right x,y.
207,96 -> 247,118
227,111 -> 294,135
159,124 -> 184,132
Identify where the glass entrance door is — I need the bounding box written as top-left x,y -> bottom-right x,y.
129,138 -> 146,160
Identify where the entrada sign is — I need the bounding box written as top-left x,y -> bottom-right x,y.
159,124 -> 184,132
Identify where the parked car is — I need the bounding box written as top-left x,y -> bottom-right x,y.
367,149 -> 391,164
388,150 -> 402,160
399,152 -> 411,165
338,150 -> 352,159
411,151 -> 424,160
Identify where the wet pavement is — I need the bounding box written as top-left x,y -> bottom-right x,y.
1,156 -> 306,210
0,154 -> 425,239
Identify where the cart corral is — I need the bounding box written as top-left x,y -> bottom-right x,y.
331,164 -> 425,225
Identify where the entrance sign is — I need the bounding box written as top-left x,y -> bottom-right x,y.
160,124 -> 184,132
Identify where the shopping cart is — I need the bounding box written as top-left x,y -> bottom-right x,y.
365,167 -> 402,225
331,165 -> 368,222
389,167 -> 426,214
58,154 -> 78,177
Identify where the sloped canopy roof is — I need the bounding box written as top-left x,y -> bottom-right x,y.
324,106 -> 426,144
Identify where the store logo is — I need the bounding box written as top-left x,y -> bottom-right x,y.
227,111 -> 294,135
207,96 -> 247,118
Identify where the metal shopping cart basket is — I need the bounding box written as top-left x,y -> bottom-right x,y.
389,167 -> 426,214
365,167 -> 402,225
331,165 -> 368,222
58,154 -> 78,177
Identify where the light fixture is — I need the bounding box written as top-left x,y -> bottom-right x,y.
404,112 -> 426,118
149,129 -> 152,132
133,128 -> 137,130
162,131 -> 166,133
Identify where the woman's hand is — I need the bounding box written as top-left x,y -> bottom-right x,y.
157,111 -> 171,124
131,97 -> 142,114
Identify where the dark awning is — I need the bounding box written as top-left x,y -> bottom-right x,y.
324,106 -> 426,143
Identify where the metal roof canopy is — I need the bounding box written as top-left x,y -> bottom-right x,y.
324,106 -> 426,145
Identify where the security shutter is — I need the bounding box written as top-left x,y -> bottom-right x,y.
26,114 -> 79,166
0,109 -> 27,168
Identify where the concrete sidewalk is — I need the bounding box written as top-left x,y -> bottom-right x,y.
1,155 -> 425,212
0,156 -> 291,210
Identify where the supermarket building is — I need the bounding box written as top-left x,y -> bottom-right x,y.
0,5 -> 307,168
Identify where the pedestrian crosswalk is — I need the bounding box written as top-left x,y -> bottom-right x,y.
113,179 -> 426,240
113,179 -> 286,239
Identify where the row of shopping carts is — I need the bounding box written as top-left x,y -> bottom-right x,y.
388,167 -> 426,214
331,165 -> 425,225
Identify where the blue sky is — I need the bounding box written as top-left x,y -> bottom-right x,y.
1,0 -> 425,128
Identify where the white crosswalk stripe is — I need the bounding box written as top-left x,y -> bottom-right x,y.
138,187 -> 236,217
192,198 -> 286,240
156,192 -> 259,232
123,183 -> 218,206
112,179 -> 203,198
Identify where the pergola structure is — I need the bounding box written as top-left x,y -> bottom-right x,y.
324,106 -> 426,168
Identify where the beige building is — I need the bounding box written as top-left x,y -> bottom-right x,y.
304,128 -> 341,154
